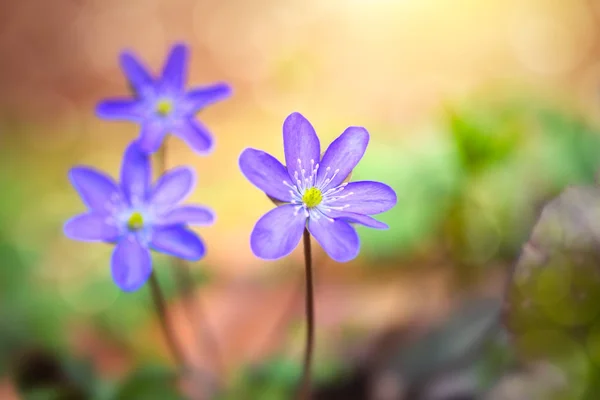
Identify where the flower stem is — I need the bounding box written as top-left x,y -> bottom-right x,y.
298,228 -> 315,400
149,271 -> 187,368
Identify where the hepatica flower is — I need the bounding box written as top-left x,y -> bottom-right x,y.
239,112 -> 397,262
64,143 -> 214,292
96,43 -> 232,154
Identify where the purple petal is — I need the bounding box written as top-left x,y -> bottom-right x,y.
64,213 -> 120,242
120,143 -> 151,205
95,98 -> 141,121
317,127 -> 369,190
283,112 -> 320,179
174,118 -> 214,154
308,216 -> 359,262
323,210 -> 388,229
185,82 -> 232,113
250,204 -> 307,260
327,181 -> 396,215
158,205 -> 215,226
161,43 -> 188,90
136,121 -> 167,154
239,148 -> 293,202
68,167 -> 122,212
119,51 -> 153,94
111,237 -> 152,292
150,226 -> 205,260
150,167 -> 195,209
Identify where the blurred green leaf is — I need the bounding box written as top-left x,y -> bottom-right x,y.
221,355 -> 346,400
446,103 -> 522,174
353,137 -> 461,260
114,365 -> 183,400
536,108 -> 600,186
22,388 -> 63,400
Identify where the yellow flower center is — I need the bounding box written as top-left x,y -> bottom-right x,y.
127,212 -> 144,231
155,99 -> 173,116
302,187 -> 323,208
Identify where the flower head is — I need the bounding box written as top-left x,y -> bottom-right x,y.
96,43 -> 232,155
239,112 -> 397,262
64,143 -> 215,292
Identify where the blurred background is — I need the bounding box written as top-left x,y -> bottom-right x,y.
2,0 -> 600,398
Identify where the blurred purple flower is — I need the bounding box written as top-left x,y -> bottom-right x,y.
96,43 -> 232,155
239,112 -> 397,262
64,143 -> 215,292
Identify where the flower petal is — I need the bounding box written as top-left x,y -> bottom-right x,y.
327,181 -> 397,215
308,216 -> 359,262
120,143 -> 151,205
136,121 -> 168,154
95,98 -> 141,121
322,210 -> 388,229
317,127 -> 369,190
185,82 -> 233,113
119,51 -> 153,94
64,213 -> 120,242
283,112 -> 320,178
161,43 -> 188,90
158,205 -> 215,226
68,167 -> 122,212
250,204 -> 307,260
150,226 -> 205,260
174,118 -> 214,154
111,237 -> 152,292
239,148 -> 293,202
150,167 -> 195,209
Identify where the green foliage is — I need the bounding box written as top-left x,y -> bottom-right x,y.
506,184 -> 600,398
0,233 -> 69,374
113,365 -> 183,400
221,356 -> 346,400
22,388 -> 64,400
447,102 -> 522,175
354,136 -> 461,259
356,96 -> 600,268
536,108 -> 600,185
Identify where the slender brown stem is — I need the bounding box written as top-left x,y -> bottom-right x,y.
298,229 -> 315,400
149,271 -> 187,368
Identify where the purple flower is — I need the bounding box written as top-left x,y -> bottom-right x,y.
239,112 -> 397,262
96,43 -> 232,155
64,143 -> 215,292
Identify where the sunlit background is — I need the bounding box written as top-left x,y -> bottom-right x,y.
2,0 -> 600,398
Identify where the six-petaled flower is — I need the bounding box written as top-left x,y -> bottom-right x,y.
239,112 -> 397,262
96,43 -> 232,155
64,143 -> 215,292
